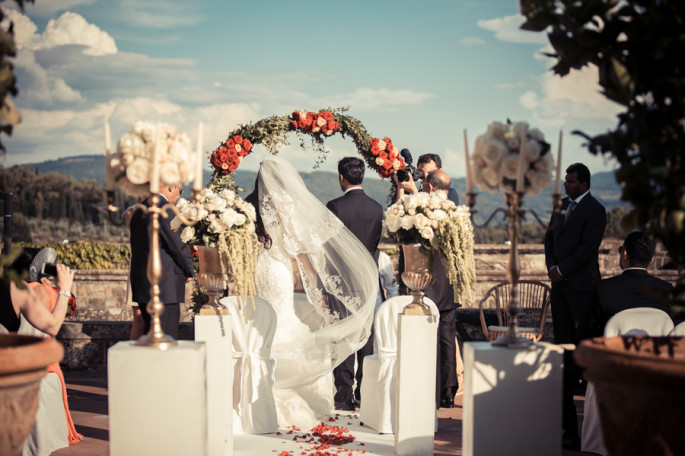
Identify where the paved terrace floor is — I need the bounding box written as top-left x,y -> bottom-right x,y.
51,370 -> 594,456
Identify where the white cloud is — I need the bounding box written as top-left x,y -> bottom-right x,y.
23,0 -> 95,17
319,88 -> 434,110
118,0 -> 202,29
493,81 -> 527,90
459,36 -> 486,46
14,50 -> 85,105
478,15 -> 548,45
30,11 -> 117,56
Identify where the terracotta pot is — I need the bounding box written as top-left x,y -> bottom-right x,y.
0,334 -> 64,456
196,245 -> 223,275
575,336 -> 685,456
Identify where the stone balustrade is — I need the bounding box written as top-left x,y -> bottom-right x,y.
57,241 -> 679,371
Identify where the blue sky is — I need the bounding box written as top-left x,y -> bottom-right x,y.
1,0 -> 622,184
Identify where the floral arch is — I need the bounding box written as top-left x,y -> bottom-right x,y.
209,108 -> 407,182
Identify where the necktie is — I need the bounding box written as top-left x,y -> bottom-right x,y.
564,200 -> 577,224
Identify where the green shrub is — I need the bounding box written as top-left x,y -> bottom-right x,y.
16,241 -> 131,270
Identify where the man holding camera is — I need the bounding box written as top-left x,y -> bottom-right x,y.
394,152 -> 462,409
395,151 -> 459,205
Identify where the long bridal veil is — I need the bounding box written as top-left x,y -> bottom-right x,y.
257,156 -> 379,389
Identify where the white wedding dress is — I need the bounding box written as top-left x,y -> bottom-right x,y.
250,156 -> 379,431
255,243 -> 335,430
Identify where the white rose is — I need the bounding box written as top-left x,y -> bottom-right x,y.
432,209 -> 448,221
420,226 -> 434,241
235,144 -> 242,153
170,216 -> 182,231
316,116 -> 327,127
376,157 -> 384,166
393,159 -> 401,170
482,139 -> 507,166
378,139 -> 387,151
523,140 -> 542,162
482,167 -> 500,187
500,153 -> 521,180
126,157 -> 150,184
486,121 -> 507,139
413,213 -> 429,230
242,203 -> 256,221
400,215 -> 415,230
386,215 -> 401,232
527,169 -> 552,194
160,162 -> 181,186
118,132 -> 146,158
209,218 -> 225,234
220,189 -> 236,201
528,128 -> 545,142
168,139 -> 189,162
404,194 -> 418,212
180,226 -> 195,243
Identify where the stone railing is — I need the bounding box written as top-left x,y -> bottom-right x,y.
57,241 -> 679,370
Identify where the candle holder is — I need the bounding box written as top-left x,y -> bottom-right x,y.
469,190 -> 562,348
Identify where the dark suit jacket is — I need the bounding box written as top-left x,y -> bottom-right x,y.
130,196 -> 195,305
447,187 -> 459,206
544,193 -> 607,291
326,188 -> 384,258
598,269 -> 673,326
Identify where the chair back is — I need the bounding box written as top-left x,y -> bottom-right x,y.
604,307 -> 674,337
374,296 -> 438,356
669,321 -> 685,336
478,280 -> 550,342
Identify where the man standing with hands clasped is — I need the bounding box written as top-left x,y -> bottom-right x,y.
544,163 -> 606,450
327,157 -> 384,412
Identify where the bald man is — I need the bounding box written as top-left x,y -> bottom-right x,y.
424,169 -> 461,408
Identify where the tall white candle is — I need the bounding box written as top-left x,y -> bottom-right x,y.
554,129 -> 563,194
104,120 -> 113,191
194,122 -> 203,191
515,124 -> 528,193
149,124 -> 162,193
463,129 -> 474,194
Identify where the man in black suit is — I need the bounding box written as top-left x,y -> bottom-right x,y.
130,184 -> 195,339
598,231 -> 673,329
395,152 -> 459,205
327,157 -> 384,411
544,163 -> 607,450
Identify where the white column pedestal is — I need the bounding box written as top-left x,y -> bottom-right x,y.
108,341 -> 207,456
195,314 -> 233,456
394,312 -> 439,456
463,341 -> 563,456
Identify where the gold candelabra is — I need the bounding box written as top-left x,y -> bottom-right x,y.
467,190 -> 562,347
106,189 -> 202,349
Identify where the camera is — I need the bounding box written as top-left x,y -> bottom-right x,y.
396,149 -> 424,182
41,263 -> 58,277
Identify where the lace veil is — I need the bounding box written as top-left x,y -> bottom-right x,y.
257,157 -> 379,388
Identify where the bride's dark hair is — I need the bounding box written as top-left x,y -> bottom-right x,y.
245,178 -> 272,249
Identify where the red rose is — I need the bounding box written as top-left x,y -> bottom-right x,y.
243,139 -> 252,151
370,138 -> 379,147
291,121 -> 298,130
327,121 -> 338,131
322,111 -> 333,121
306,112 -> 315,119
226,139 -> 235,148
383,160 -> 393,170
383,137 -> 392,145
379,151 -> 388,160
292,111 -> 301,120
228,164 -> 236,172
303,118 -> 313,128
371,145 -> 380,155
233,135 -> 243,144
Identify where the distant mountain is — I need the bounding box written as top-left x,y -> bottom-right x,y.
14,154 -> 627,224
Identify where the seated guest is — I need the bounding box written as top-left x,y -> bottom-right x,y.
376,250 -> 398,312
598,231 -> 674,331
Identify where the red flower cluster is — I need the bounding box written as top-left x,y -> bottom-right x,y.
291,110 -> 339,136
369,137 -> 405,178
210,135 -> 253,175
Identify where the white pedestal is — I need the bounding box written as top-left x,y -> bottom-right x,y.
463,341 -> 563,456
195,314 -> 233,456
108,341 -> 207,456
394,312 -> 439,456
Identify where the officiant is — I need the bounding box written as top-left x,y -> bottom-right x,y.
394,154 -> 461,409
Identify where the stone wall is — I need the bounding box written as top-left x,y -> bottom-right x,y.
57,240 -> 679,370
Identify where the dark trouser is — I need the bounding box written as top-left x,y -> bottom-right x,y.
334,328 -> 374,404
551,285 -> 596,438
436,308 -> 458,406
139,302 -> 180,340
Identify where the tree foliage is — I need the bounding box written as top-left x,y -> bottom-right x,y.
520,0 -> 685,273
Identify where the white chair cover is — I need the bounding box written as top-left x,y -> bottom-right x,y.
582,307 -> 674,455
670,321 -> 685,336
221,296 -> 278,435
359,295 -> 439,434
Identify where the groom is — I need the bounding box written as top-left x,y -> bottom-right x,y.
327,157 -> 384,411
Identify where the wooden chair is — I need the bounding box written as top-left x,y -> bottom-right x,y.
478,280 -> 551,343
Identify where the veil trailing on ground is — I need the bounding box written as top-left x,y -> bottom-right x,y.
257,156 -> 379,389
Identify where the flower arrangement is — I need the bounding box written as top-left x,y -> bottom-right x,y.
291,110 -> 339,135
108,121 -> 195,196
385,192 -> 476,302
369,137 -> 406,178
471,120 -> 553,195
171,187 -> 258,307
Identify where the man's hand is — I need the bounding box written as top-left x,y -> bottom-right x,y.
393,173 -> 418,198
548,266 -> 564,282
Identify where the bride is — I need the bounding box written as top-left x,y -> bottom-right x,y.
244,156 -> 378,430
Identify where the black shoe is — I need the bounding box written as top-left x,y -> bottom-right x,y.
561,432 -> 580,451
440,396 -> 454,409
334,401 -> 355,411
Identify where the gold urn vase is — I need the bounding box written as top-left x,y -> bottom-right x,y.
196,245 -> 230,315
401,244 -> 436,315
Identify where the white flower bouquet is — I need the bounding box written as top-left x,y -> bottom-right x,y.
385,192 -> 476,302
471,120 -> 553,195
108,121 -> 196,196
172,187 -> 258,306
